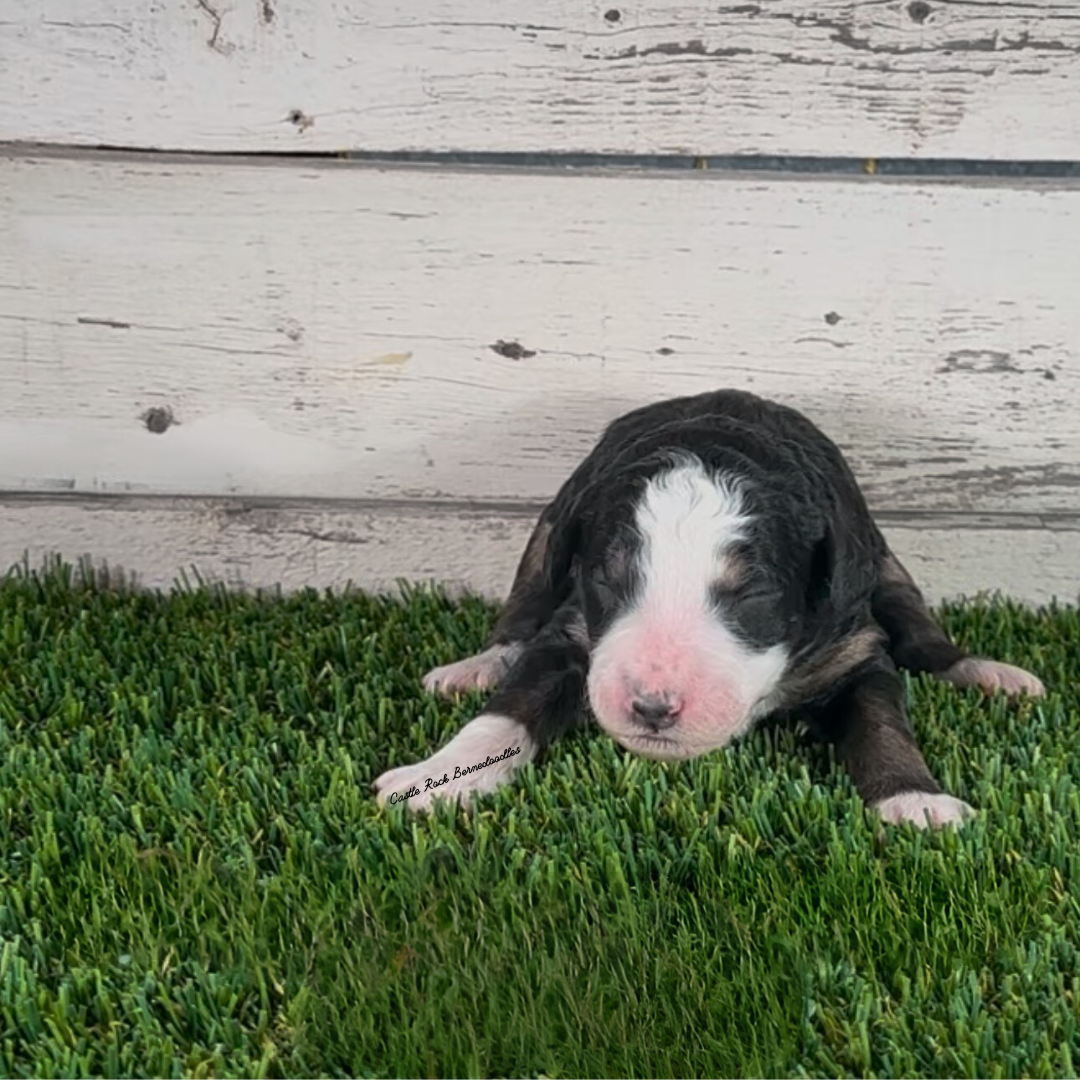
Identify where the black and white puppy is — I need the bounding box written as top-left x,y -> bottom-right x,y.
374,390 -> 1044,827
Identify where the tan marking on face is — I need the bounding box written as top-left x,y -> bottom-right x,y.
566,610 -> 590,649
713,548 -> 747,590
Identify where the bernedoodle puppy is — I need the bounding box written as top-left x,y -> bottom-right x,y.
374,389 -> 1044,826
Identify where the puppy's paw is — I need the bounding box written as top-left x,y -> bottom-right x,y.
874,791 -> 975,830
373,713 -> 533,813
422,643 -> 523,696
942,657 -> 1045,698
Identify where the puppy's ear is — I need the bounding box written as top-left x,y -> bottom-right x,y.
809,513 -> 877,618
490,489 -> 588,646
542,501 -> 585,589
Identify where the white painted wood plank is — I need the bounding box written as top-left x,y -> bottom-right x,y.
2,151 -> 1077,515
3,1 -> 1080,158
2,497 -> 1077,606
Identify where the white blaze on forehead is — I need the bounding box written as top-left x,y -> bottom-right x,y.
634,458 -> 749,610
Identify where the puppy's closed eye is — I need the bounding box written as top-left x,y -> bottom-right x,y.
711,580 -> 782,606
579,557 -> 641,635
711,582 -> 787,647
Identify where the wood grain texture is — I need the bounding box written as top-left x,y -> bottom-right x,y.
3,496 -> 1077,606
2,150 -> 1078,519
3,0 -> 1080,158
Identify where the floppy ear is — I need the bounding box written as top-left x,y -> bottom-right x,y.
542,501 -> 584,589
808,510 -> 878,619
489,481 -> 589,645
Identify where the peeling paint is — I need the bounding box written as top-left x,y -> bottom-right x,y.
77,316 -> 131,330
938,350 -> 1021,375
194,0 -> 233,55
795,335 -> 852,348
368,352 -> 412,366
599,39 -> 752,61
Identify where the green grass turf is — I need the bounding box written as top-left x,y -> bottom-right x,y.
0,561 -> 1077,1079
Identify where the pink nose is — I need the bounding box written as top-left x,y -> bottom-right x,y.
630,694 -> 681,731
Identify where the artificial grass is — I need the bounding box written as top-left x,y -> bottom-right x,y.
0,562 -> 1077,1079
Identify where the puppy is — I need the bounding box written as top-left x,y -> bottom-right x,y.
374,389 -> 1044,827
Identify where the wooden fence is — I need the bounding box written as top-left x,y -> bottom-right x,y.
1,1 -> 1078,602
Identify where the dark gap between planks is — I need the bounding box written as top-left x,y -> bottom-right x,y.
6,143 -> 1080,178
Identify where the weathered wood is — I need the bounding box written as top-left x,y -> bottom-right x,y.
2,495 -> 1077,606
3,1 -> 1080,158
2,150 -> 1078,519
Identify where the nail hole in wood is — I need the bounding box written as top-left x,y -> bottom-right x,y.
604,9 -> 621,23
490,339 -> 536,360
907,1 -> 931,23
824,311 -> 841,325
288,109 -> 314,131
142,406 -> 175,434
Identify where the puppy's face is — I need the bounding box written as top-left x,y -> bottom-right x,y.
579,457 -> 808,760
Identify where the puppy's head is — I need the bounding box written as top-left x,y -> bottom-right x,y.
576,454 -> 833,760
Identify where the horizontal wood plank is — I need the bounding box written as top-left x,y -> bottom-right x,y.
3,1 -> 1080,158
2,150 -> 1078,519
3,496 -> 1077,606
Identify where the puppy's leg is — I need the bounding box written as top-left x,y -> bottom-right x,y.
813,656 -> 974,829
872,550 -> 1044,698
423,507 -> 568,696
380,609 -> 589,812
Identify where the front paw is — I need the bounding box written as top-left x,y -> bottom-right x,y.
421,643 -> 522,696
874,791 -> 975,830
942,657 -> 1045,698
373,713 -> 532,813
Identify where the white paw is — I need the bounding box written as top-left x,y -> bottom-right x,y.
421,643 -> 523,696
875,791 -> 975,830
942,657 -> 1045,698
373,714 -> 533,813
